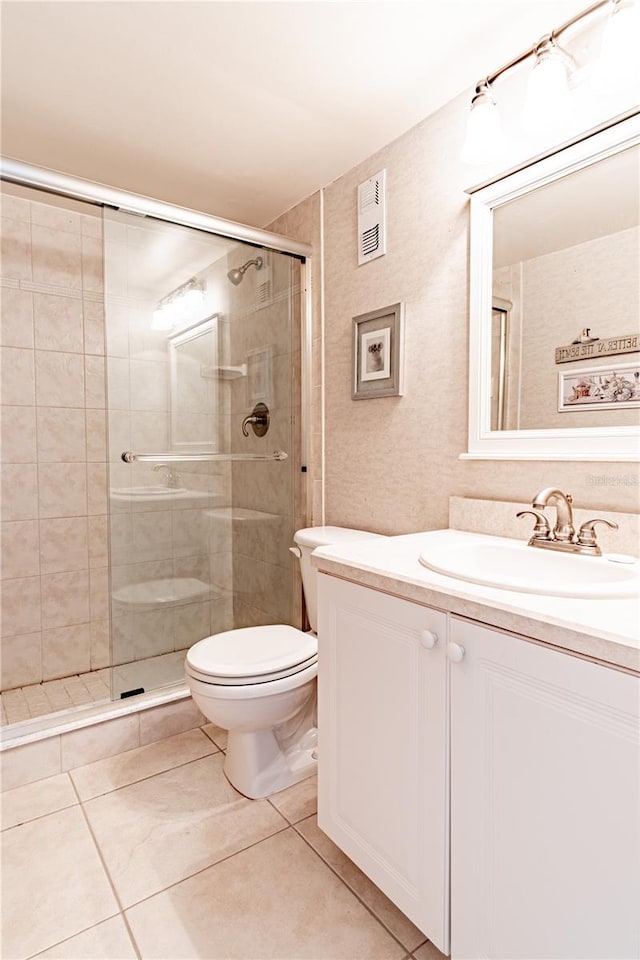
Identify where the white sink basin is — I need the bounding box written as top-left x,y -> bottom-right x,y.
419,537 -> 639,598
112,485 -> 188,497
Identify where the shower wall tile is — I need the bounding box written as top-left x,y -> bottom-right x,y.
33,293 -> 84,353
81,235 -> 104,293
39,517 -> 89,575
91,619 -> 110,670
0,520 -> 40,580
41,570 -> 91,629
42,623 -> 91,680
90,567 -> 110,622
0,630 -> 42,689
1,576 -> 42,636
0,194 -> 30,222
0,287 -> 34,348
86,408 -> 107,461
84,355 -> 106,408
38,462 -> 88,518
0,405 -> 37,462
83,300 -> 106,355
30,199 -> 81,233
31,225 -> 82,290
1,346 -> 35,405
1,463 -> 39,520
0,217 -> 32,281
36,407 -> 87,462
1,192 -> 111,698
86,463 -> 108,515
88,515 -> 108,568
130,358 -> 168,412
35,350 -> 85,407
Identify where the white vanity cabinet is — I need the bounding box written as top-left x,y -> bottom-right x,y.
317,573 -> 449,954
317,571 -> 640,960
449,616 -> 640,960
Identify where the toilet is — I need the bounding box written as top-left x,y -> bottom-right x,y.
185,526 -> 383,799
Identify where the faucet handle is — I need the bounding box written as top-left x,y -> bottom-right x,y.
516,509 -> 552,540
577,518 -> 618,548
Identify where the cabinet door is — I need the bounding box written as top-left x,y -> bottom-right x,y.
449,616 -> 640,960
317,574 -> 449,953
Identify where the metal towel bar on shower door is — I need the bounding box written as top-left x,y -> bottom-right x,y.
121,450 -> 288,463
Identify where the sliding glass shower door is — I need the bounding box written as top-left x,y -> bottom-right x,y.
103,210 -> 300,698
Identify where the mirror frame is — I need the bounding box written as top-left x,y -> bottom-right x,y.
464,113 -> 640,461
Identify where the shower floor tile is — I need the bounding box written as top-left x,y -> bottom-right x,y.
0,668 -> 111,725
1,727 -> 447,960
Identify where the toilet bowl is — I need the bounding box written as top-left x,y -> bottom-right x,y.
185,526 -> 384,799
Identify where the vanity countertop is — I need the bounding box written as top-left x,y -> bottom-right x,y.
312,529 -> 640,673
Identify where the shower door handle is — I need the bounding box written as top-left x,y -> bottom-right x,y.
242,402 -> 270,437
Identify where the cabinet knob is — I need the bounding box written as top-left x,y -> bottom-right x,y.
420,630 -> 438,649
446,642 -> 465,663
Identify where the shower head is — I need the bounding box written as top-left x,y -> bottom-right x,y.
227,256 -> 264,286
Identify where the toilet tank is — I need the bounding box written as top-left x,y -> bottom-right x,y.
292,526 -> 385,632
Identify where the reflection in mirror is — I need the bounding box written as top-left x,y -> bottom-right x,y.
492,144 -> 640,432
169,315 -> 219,452
466,113 -> 640,461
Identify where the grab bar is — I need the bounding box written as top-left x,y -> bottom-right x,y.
121,450 -> 288,464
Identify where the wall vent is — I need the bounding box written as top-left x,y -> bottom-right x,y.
357,169 -> 386,265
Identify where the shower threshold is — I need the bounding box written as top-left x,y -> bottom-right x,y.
1,673 -> 190,751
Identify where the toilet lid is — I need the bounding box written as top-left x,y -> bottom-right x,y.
185,625 -> 317,684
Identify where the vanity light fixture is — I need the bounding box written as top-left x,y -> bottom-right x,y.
461,0 -> 639,164
522,38 -> 572,133
460,80 -> 506,165
152,276 -> 206,331
595,0 -> 640,88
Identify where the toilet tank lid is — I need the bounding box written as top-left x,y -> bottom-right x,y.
293,526 -> 386,548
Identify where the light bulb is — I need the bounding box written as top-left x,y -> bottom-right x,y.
594,0 -> 640,90
522,47 -> 571,133
151,304 -> 173,331
461,88 -> 505,165
182,285 -> 205,316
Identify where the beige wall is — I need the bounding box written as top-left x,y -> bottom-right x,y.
271,93 -> 640,535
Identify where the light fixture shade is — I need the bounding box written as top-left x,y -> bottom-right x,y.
182,285 -> 205,314
594,0 -> 640,90
461,92 -> 505,165
151,304 -> 173,331
522,49 -> 571,133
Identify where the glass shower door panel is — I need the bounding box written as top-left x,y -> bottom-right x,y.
103,210 -> 298,700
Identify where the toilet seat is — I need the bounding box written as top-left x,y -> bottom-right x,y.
185,624 -> 317,686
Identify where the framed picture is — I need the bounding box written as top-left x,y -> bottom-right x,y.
558,363 -> 640,412
353,303 -> 404,399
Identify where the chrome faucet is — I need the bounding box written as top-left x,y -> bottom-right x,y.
517,487 -> 618,556
152,463 -> 180,489
531,487 -> 575,542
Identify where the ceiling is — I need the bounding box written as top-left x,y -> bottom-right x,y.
1,0 -> 591,227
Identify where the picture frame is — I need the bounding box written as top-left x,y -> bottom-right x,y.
558,363 -> 640,412
352,302 -> 404,399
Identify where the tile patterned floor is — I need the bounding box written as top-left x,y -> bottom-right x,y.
0,723 -> 448,960
0,670 -> 111,726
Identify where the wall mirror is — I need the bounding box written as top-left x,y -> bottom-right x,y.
169,314 -> 219,452
464,113 -> 640,461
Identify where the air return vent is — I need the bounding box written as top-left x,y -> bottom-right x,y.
357,169 -> 386,265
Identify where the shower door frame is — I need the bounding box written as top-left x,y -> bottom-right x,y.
0,155 -> 314,534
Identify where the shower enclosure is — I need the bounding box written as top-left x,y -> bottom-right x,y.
0,161 -> 311,729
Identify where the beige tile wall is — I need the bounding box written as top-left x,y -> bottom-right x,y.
1,189 -> 109,691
